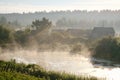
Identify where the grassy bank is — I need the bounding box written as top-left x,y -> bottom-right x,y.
0,60 -> 98,80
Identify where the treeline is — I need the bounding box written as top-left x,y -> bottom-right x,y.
0,10 -> 120,30
0,60 -> 98,80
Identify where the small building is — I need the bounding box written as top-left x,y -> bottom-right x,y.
89,27 -> 115,40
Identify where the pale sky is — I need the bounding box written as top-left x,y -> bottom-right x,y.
0,0 -> 120,13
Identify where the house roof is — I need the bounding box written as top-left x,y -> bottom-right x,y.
92,27 -> 115,33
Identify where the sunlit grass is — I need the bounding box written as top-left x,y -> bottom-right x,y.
0,60 -> 100,80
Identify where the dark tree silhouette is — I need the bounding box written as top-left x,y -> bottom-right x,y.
92,37 -> 120,63
32,17 -> 52,32
0,25 -> 13,44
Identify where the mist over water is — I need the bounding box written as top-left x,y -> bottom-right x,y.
0,49 -> 120,80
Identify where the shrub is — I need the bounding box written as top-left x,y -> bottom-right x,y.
92,37 -> 120,63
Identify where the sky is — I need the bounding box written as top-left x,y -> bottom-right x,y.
0,0 -> 120,13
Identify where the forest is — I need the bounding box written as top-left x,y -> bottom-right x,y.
0,10 -> 120,32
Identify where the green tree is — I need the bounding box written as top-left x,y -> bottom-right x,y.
0,25 -> 13,45
14,30 -> 30,46
32,17 -> 52,32
92,37 -> 120,63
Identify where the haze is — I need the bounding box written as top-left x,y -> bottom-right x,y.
0,0 -> 120,13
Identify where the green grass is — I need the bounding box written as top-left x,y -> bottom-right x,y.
0,71 -> 43,80
0,60 -> 99,80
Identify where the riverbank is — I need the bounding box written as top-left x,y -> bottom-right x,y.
0,60 -> 98,80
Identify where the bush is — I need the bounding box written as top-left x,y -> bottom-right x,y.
0,25 -> 15,49
91,37 -> 120,63
0,25 -> 13,44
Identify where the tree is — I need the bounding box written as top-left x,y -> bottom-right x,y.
0,25 -> 13,45
92,37 -> 120,63
32,17 -> 52,32
14,30 -> 30,46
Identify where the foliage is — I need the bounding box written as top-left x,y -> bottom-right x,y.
0,17 -> 53,47
0,25 -> 13,46
14,29 -> 31,46
32,17 -> 52,32
0,71 -> 43,80
0,60 -> 98,80
91,37 -> 120,63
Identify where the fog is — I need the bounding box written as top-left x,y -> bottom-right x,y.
0,49 -> 120,80
0,10 -> 120,80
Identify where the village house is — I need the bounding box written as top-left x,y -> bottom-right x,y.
89,27 -> 115,40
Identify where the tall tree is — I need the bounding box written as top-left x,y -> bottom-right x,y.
32,17 -> 52,32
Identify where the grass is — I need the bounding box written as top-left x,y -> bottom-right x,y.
0,60 -> 100,80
